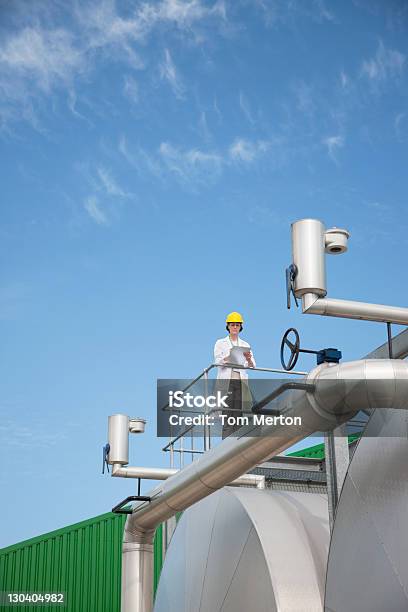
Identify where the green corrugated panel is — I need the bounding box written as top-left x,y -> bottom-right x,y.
287,433 -> 361,459
0,511 -> 165,612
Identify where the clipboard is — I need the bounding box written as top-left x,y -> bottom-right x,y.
228,346 -> 251,366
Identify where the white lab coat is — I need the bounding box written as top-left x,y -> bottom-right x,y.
213,335 -> 256,381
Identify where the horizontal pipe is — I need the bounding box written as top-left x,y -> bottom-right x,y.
112,465 -> 178,480
112,464 -> 265,488
302,293 -> 408,325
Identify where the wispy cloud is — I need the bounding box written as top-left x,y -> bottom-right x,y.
139,0 -> 226,29
395,112 -> 406,140
119,134 -> 274,187
197,110 -> 211,141
84,195 -> 109,225
0,0 -> 226,128
361,40 -> 405,84
254,0 -> 335,27
159,141 -> 222,182
229,138 -> 269,162
322,135 -> 344,163
239,91 -> 255,125
119,135 -> 163,177
0,26 -> 83,93
339,70 -> 350,90
0,24 -> 84,127
159,48 -> 184,99
96,166 -> 129,197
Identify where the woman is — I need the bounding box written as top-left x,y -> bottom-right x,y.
213,312 -> 256,438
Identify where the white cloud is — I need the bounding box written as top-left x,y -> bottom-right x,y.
84,195 -> 109,225
254,0 -> 335,27
0,26 -> 83,93
197,110 -> 211,141
159,141 -> 220,165
239,91 -> 255,124
229,138 -> 269,162
0,24 -> 84,127
340,70 -> 349,89
140,0 -> 226,29
159,141 -> 222,181
119,135 -> 163,177
361,40 -> 405,83
120,134 -> 274,187
0,0 -> 226,127
96,166 -> 129,197
395,112 -> 406,140
322,135 -> 344,162
159,48 -> 184,99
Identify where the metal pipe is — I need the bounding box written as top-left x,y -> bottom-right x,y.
121,358 -> 408,612
112,463 -> 265,489
292,219 -> 327,297
302,293 -> 408,325
112,465 -> 178,480
108,414 -> 129,465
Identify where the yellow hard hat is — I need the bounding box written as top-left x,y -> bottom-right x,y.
226,311 -> 244,324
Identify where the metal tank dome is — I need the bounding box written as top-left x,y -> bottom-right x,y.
154,487 -> 329,612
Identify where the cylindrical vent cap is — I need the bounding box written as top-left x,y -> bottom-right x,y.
325,228 -> 350,255
292,219 -> 327,298
108,414 -> 129,465
129,418 -> 146,434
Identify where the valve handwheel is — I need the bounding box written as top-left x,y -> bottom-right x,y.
280,328 -> 300,371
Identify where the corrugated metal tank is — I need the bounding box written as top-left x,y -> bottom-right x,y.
0,512 -> 164,612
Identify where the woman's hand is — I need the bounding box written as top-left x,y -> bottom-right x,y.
244,351 -> 254,368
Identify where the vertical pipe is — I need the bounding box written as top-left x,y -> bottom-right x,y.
292,219 -> 327,298
387,323 -> 393,359
108,414 -> 129,465
180,436 -> 184,469
121,534 -> 155,612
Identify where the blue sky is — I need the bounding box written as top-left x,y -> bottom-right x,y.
1,0 -> 408,547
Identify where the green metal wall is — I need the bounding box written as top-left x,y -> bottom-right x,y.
287,433 -> 361,460
0,512 -> 164,612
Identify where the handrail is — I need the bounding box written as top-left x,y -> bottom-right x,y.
161,362 -> 307,412
162,362 -> 309,465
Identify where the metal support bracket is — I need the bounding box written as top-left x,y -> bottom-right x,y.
112,494 -> 151,515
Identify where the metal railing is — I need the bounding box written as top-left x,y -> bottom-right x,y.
162,362 -> 308,467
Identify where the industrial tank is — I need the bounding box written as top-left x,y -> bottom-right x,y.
154,487 -> 329,612
325,409 -> 408,611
